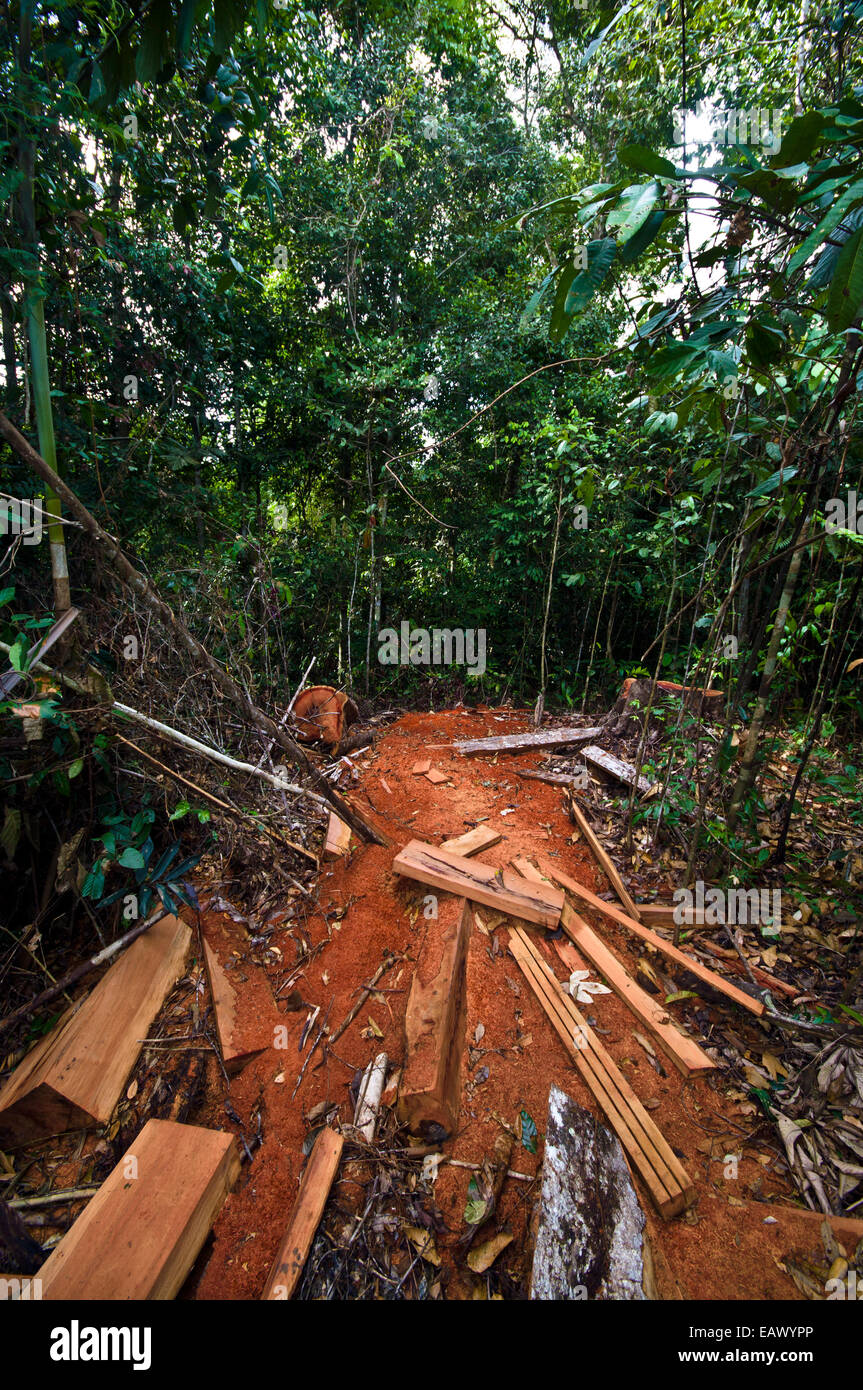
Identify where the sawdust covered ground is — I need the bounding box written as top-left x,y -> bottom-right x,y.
188,706 -> 813,1301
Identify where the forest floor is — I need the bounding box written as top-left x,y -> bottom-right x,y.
172,704 -> 849,1301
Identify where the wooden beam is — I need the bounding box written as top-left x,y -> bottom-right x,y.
392,839 -> 563,928
511,860 -> 713,1078
540,861 -> 765,1017
323,810 -> 352,861
0,915 -> 191,1144
39,1120 -> 240,1299
454,727 -> 602,756
581,745 -> 653,796
262,1127 -> 344,1299
565,795 -> 641,920
397,896 -> 471,1139
507,928 -> 695,1218
440,825 -> 502,857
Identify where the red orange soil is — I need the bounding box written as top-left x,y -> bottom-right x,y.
188,707 -> 821,1301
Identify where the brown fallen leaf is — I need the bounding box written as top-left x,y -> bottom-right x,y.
403,1225 -> 441,1266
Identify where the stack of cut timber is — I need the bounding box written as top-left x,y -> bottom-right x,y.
39,1119 -> 240,1299
397,897 -> 471,1140
392,839 -> 562,927
511,860 -> 713,1079
541,861 -> 765,1017
531,1086 -> 654,1300
507,926 -> 695,1218
453,727 -> 601,756
201,916 -> 280,1076
0,915 -> 191,1144
262,1127 -> 343,1299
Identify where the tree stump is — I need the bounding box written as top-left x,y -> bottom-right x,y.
290,686 -> 358,747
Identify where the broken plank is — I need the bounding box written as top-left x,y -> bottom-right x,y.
0,916 -> 191,1145
393,839 -> 563,928
507,928 -> 694,1218
324,810 -> 352,861
566,795 -> 641,920
511,861 -> 712,1078
541,861 -> 765,1017
262,1127 -> 344,1299
411,759 -> 431,775
425,767 -> 450,784
454,727 -> 602,756
637,902 -> 722,928
531,1086 -> 653,1300
39,1119 -> 240,1299
581,745 -> 653,796
201,921 -> 279,1076
515,768 -> 582,786
397,897 -> 471,1140
440,825 -> 503,857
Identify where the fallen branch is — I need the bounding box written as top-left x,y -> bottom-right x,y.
0,411 -> 385,846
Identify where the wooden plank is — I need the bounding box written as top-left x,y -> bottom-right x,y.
440,825 -> 503,858
201,922 -> 279,1076
507,929 -> 695,1218
565,796 -> 641,920
411,759 -> 431,775
324,810 -> 351,861
454,727 -> 602,756
397,897 -> 470,1139
581,745 -> 653,796
510,863 -> 713,1078
515,768 -> 581,786
425,768 -> 450,784
39,1119 -> 240,1299
262,1127 -> 344,1299
638,902 -> 719,928
0,916 -> 191,1144
393,839 -> 563,928
540,861 -> 766,1017
531,1086 -> 652,1300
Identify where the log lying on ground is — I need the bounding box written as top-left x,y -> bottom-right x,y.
531,1086 -> 654,1300
453,726 -> 602,756
262,1127 -> 343,1299
507,926 -> 695,1218
540,860 -> 766,1017
392,839 -> 563,928
39,1119 -> 239,1299
397,896 -> 471,1141
0,410 -> 385,847
439,825 -> 502,857
511,861 -> 713,1079
0,915 -> 190,1143
581,745 -> 654,796
564,791 -> 641,919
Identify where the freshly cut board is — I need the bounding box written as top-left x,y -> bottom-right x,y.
439,825 -> 502,857
565,796 -> 641,920
581,745 -> 653,796
541,860 -> 765,1017
0,915 -> 191,1144
508,927 -> 695,1219
39,1119 -> 240,1299
324,810 -> 351,860
510,860 -> 713,1079
262,1127 -> 344,1299
453,727 -> 602,756
392,839 -> 563,928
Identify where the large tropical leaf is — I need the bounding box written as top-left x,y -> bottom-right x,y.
826,225 -> 863,331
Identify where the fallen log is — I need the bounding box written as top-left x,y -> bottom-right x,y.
39,1119 -> 240,1299
262,1127 -> 343,1299
531,1086 -> 654,1299
454,726 -> 602,756
0,410 -> 385,847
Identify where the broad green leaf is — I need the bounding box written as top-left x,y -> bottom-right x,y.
788,178 -> 863,274
618,145 -> 676,179
618,209 -> 666,264
826,225 -> 863,331
118,846 -> 146,869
